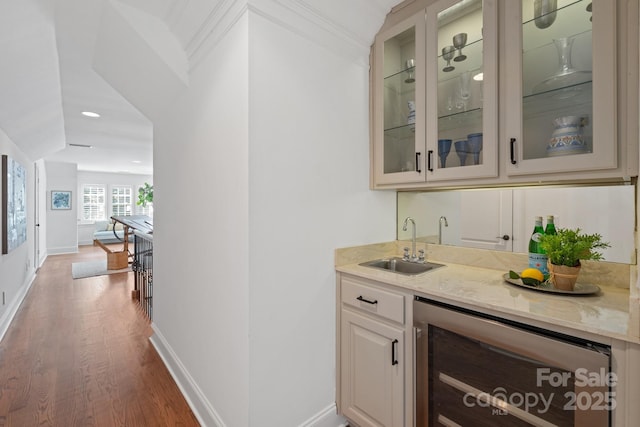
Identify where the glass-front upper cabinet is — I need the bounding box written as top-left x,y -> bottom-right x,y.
372,13 -> 426,185
425,0 -> 498,181
505,0 -> 616,176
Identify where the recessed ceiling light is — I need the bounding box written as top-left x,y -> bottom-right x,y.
81,111 -> 100,118
132,160 -> 142,164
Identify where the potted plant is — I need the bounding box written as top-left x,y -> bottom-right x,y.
137,182 -> 153,207
538,228 -> 610,291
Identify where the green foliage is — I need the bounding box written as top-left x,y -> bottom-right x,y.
137,182 -> 153,207
538,228 -> 610,267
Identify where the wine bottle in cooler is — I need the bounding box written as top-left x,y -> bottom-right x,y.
528,216 -> 548,274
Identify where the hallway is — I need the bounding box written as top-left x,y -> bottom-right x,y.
0,245 -> 199,426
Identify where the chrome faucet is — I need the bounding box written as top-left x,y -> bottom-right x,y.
439,216 -> 448,245
402,217 -> 418,262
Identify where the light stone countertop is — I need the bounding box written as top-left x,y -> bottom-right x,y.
336,241 -> 640,344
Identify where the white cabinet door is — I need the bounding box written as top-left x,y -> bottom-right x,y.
425,0 -> 499,182
340,310 -> 404,427
504,0 -> 618,176
459,190 -> 513,251
372,12 -> 427,185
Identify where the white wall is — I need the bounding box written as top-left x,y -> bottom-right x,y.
247,11 -> 395,426
152,15 -> 251,427
76,171 -> 152,245
44,161 -> 78,254
0,127 -> 36,340
147,8 -> 396,427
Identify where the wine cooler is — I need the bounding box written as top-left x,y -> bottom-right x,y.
414,297 -> 612,426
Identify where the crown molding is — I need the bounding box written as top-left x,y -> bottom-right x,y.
183,0 -> 390,72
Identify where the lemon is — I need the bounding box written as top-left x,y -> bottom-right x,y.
521,268 -> 544,283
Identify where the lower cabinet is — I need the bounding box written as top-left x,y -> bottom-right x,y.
337,274 -> 413,427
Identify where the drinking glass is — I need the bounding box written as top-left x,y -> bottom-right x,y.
442,46 -> 455,72
453,33 -> 467,62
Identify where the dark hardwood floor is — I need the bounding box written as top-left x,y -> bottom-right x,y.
0,245 -> 199,426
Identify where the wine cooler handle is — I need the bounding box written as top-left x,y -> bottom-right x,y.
415,152 -> 421,173
391,339 -> 399,365
510,138 -> 517,165
427,150 -> 434,172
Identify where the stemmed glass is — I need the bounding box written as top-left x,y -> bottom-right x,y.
404,59 -> 415,83
442,46 -> 455,72
453,33 -> 467,62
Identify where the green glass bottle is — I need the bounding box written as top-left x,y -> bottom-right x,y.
545,215 -> 557,236
528,216 -> 548,273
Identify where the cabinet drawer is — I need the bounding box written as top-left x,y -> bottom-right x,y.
341,278 -> 405,324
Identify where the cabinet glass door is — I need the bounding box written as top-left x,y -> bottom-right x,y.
425,0 -> 498,181
505,0 -> 616,175
373,13 -> 426,185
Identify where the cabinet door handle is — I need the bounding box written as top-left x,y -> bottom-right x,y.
356,295 -> 378,305
391,339 -> 399,365
427,150 -> 434,172
415,152 -> 421,173
496,235 -> 510,241
510,138 -> 517,165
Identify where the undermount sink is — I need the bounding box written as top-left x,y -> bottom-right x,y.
359,257 -> 445,276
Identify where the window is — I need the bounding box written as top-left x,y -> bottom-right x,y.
82,184 -> 106,221
111,186 -> 132,217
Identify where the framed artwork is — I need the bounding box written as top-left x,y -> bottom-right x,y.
51,190 -> 72,210
2,155 -> 27,254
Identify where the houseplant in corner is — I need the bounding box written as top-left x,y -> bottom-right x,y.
137,182 -> 153,207
538,228 -> 610,291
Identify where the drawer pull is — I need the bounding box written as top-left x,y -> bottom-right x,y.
391,339 -> 399,365
356,295 -> 378,305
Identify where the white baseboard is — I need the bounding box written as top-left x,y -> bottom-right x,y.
0,271 -> 36,343
150,325 -> 349,427
47,246 -> 79,255
299,403 -> 348,427
150,324 -> 226,427
38,251 -> 47,269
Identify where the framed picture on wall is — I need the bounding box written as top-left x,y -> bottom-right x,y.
2,155 -> 27,254
51,190 -> 72,210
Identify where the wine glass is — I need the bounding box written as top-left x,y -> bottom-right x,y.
438,139 -> 452,168
454,140 -> 468,166
453,33 -> 467,62
405,59 -> 415,83
442,46 -> 455,72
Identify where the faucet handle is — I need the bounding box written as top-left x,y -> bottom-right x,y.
403,247 -> 410,261
418,249 -> 425,263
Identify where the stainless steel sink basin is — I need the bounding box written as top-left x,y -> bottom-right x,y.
359,257 -> 444,275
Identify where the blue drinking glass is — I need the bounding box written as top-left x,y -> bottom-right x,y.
438,139 -> 452,168
467,133 -> 483,165
454,140 -> 468,166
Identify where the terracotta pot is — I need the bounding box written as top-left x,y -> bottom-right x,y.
547,261 -> 581,291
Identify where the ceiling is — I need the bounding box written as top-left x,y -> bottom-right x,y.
0,0 -> 399,176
